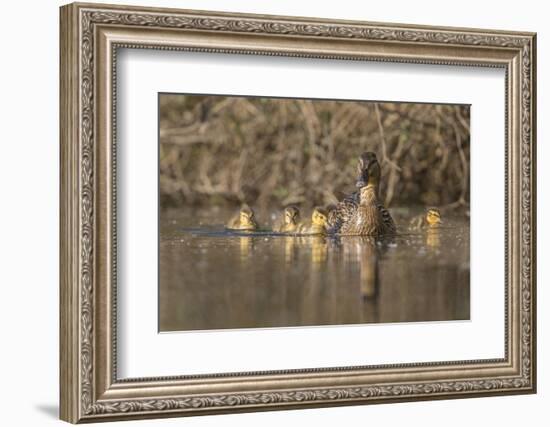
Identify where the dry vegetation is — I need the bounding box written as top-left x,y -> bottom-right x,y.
159,94 -> 470,212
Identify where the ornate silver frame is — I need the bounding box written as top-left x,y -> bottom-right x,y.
60,2 -> 537,423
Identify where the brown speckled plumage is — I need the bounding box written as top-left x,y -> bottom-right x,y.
338,186 -> 396,236
328,152 -> 396,236
327,191 -> 360,233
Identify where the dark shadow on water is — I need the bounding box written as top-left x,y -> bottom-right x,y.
35,404 -> 58,419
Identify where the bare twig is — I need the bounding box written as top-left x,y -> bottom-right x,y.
159,95 -> 470,211
374,103 -> 402,173
452,121 -> 469,206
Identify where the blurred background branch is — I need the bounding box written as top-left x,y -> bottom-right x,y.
159,94 -> 470,213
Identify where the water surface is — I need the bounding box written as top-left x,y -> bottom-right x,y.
159,207 -> 470,332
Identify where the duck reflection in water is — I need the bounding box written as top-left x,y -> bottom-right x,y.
309,236 -> 328,266
283,234 -> 328,268
426,227 -> 441,251
329,235 -> 385,323
239,236 -> 254,261
283,236 -> 298,265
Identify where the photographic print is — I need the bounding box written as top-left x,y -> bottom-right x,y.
158,94 -> 470,332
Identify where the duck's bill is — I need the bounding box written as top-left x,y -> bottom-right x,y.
356,168 -> 369,188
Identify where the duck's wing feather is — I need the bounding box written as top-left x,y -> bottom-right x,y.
377,203 -> 396,234
327,190 -> 360,233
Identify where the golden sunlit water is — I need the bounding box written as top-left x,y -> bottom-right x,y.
159,207 -> 470,332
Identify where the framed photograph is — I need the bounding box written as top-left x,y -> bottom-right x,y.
60,2 -> 537,423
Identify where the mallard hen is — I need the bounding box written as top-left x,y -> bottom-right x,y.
328,152 -> 396,236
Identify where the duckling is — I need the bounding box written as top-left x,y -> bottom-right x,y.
297,207 -> 329,235
275,206 -> 301,233
225,205 -> 258,231
329,152 -> 396,236
408,208 -> 442,231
